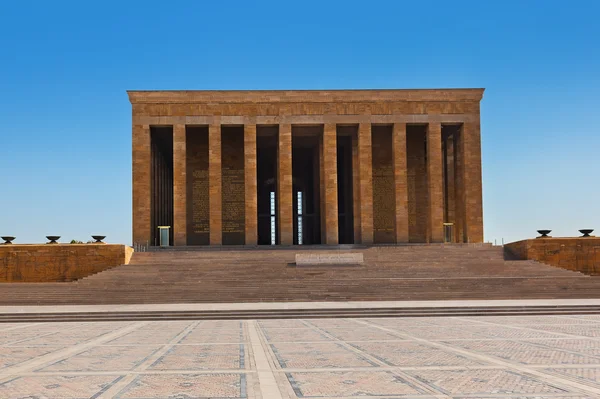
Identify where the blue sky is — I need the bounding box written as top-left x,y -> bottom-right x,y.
1,0 -> 598,245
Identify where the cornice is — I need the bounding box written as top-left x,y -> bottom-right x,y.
127,89 -> 485,104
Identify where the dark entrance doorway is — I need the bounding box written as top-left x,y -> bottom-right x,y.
336,127 -> 355,244
257,127 -> 278,245
150,126 -> 174,246
292,127 -> 322,245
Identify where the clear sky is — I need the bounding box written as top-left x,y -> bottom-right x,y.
1,1 -> 598,245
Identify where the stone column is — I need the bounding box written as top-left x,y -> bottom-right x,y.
132,124 -> 151,246
244,124 -> 258,245
358,123 -> 374,244
209,124 -> 222,245
462,121 -> 484,243
351,133 -> 361,243
319,134 -> 325,241
454,129 -> 465,243
445,133 -> 456,241
392,123 -> 409,243
278,124 -> 293,245
323,123 -> 339,244
173,124 -> 187,246
427,122 -> 444,243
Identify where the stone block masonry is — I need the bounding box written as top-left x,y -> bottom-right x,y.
0,244 -> 133,282
129,89 -> 485,246
505,237 -> 600,275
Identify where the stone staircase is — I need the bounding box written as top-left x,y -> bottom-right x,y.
0,244 -> 599,306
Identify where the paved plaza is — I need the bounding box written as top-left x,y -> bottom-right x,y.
2,315 -> 600,398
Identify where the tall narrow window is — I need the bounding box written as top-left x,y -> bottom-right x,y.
297,191 -> 303,245
270,191 -> 276,245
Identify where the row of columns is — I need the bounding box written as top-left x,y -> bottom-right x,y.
134,121 -> 483,246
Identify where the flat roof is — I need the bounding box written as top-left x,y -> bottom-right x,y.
127,88 -> 485,104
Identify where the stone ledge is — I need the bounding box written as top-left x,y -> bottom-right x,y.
128,88 -> 485,104
295,253 -> 364,266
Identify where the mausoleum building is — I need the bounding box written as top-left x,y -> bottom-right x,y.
129,89 -> 484,247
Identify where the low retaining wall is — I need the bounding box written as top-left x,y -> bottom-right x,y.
505,238 -> 600,275
0,244 -> 133,282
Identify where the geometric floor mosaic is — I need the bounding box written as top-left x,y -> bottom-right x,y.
2,315 -> 600,398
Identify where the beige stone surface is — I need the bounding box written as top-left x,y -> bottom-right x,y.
3,298 -> 600,314
4,313 -> 600,398
124,245 -> 134,264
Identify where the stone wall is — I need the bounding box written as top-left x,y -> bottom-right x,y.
0,244 -> 133,282
129,89 -> 483,120
221,127 -> 246,245
131,89 -> 485,245
505,238 -> 600,275
186,127 -> 210,245
407,126 -> 428,242
372,126 -> 395,243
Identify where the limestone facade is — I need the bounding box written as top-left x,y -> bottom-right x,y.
129,89 -> 485,246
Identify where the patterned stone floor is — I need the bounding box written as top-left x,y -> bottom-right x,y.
2,315 -> 600,398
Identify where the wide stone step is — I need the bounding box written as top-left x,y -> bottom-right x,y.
0,245 -> 597,305
2,304 -> 600,323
